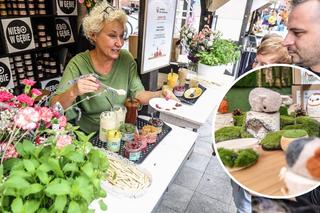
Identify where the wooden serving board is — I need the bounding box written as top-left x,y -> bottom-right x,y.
231,146 -> 286,196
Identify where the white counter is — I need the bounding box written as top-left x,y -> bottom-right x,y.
90,118 -> 198,213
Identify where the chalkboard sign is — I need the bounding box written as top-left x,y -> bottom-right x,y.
56,0 -> 78,16
1,18 -> 35,54
55,17 -> 75,45
41,77 -> 61,92
0,57 -> 14,88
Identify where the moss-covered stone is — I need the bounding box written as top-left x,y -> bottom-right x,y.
233,113 -> 246,127
280,115 -> 295,129
279,106 -> 289,116
295,116 -> 320,137
215,126 -> 242,143
217,148 -> 237,168
260,130 -> 286,150
282,129 -> 308,138
240,130 -> 253,138
234,149 -> 259,168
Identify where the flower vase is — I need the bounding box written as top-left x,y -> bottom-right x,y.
197,63 -> 226,81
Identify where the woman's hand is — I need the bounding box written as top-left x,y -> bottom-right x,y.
72,75 -> 100,96
162,88 -> 180,102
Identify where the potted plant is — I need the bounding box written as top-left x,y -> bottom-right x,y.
0,80 -> 109,212
196,37 -> 240,78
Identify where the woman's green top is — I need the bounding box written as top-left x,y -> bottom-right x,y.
56,49 -> 145,133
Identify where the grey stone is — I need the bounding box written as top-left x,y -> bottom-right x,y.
186,192 -> 231,213
161,184 -> 194,212
194,140 -> 213,157
205,156 -> 229,180
152,203 -> 178,213
174,166 -> 203,190
196,173 -> 233,204
185,152 -> 211,173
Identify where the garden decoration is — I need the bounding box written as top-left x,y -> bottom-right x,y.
306,93 -> 320,122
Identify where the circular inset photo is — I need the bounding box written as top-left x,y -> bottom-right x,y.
214,64 -> 320,198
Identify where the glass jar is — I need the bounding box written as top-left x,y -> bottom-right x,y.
124,98 -> 140,124
99,111 -> 117,142
112,104 -> 127,129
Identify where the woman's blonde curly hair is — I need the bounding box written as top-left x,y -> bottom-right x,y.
82,0 -> 127,44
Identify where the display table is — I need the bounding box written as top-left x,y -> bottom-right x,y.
90,116 -> 198,212
231,147 -> 286,196
155,72 -> 234,130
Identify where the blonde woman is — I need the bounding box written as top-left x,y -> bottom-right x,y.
51,1 -> 171,133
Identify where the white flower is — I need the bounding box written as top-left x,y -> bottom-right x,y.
207,41 -> 213,47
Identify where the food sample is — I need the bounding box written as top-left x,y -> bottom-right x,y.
106,155 -> 151,192
107,130 -> 122,153
167,73 -> 178,89
141,125 -> 158,144
124,140 -> 142,161
148,118 -> 164,134
173,85 -> 186,97
120,123 -> 136,141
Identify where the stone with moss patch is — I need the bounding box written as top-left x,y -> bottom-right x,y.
260,130 -> 286,150
215,126 -> 242,143
280,115 -> 295,129
233,113 -> 246,127
282,129 -> 308,138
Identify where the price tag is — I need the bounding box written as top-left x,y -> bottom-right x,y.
56,0 -> 78,16
1,18 -> 35,53
55,17 -> 74,45
0,57 -> 14,88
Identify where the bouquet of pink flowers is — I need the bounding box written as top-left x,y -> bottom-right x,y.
180,25 -> 221,63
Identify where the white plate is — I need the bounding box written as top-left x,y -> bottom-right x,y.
149,97 -> 182,112
216,138 -> 259,150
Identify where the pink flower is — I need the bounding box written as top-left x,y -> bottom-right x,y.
38,107 -> 53,123
35,136 -> 46,145
14,107 -> 40,130
31,88 -> 42,97
21,79 -> 36,86
56,135 -> 72,149
0,91 -> 14,102
78,0 -> 84,3
0,142 -> 18,160
17,94 -> 34,106
58,116 -> 67,128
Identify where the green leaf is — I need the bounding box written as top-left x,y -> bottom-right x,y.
15,143 -> 27,157
23,159 -> 35,173
11,197 -> 23,213
37,163 -> 51,172
81,162 -> 93,178
4,176 -> 30,190
62,163 -> 79,173
47,158 -> 64,177
22,140 -> 35,155
74,131 -> 88,143
23,183 -> 43,197
54,195 -> 67,212
60,144 -> 75,156
0,164 -> 3,182
36,170 -> 49,185
10,170 -> 32,179
67,152 -> 84,163
23,200 -> 40,213
3,158 -> 20,173
3,188 -> 16,196
38,208 -> 49,213
67,201 -> 81,213
99,199 -> 107,211
45,182 -> 71,196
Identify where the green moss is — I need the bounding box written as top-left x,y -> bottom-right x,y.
280,115 -> 295,129
295,116 -> 320,137
217,148 -> 237,168
282,129 -> 308,138
233,113 -> 246,127
260,130 -> 286,150
234,149 -> 259,168
240,130 -> 253,138
215,126 -> 242,143
279,106 -> 289,116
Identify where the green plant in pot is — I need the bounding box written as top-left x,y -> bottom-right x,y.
196,38 -> 240,79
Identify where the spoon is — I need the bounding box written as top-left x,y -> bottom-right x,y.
99,81 -> 126,96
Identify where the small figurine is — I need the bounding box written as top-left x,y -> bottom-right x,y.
249,88 -> 282,113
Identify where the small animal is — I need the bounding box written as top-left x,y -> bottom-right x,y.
286,137 -> 320,180
307,94 -> 320,120
249,88 -> 282,113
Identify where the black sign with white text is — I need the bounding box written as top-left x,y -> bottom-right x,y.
56,0 -> 77,16
0,58 -> 14,88
41,77 -> 61,92
55,17 -> 74,45
1,18 -> 35,53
